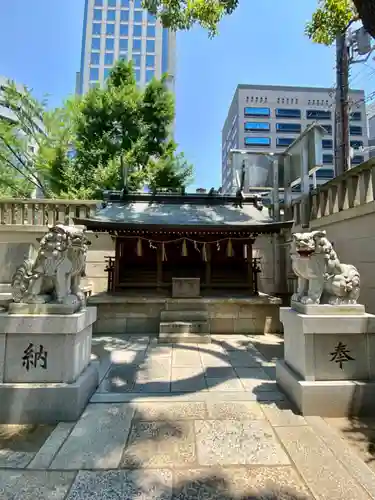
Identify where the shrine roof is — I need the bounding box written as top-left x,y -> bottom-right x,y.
74,192 -> 293,233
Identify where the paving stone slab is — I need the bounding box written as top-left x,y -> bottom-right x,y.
195,420 -> 290,466
261,401 -> 307,427
307,416 -> 375,499
171,368 -> 207,393
227,351 -> 262,367
66,469 -> 172,500
0,470 -> 76,500
28,422 -> 75,469
205,401 -> 265,420
133,380 -> 171,393
133,402 -> 206,421
275,425 -> 371,500
172,466 -> 313,500
50,403 -> 134,470
206,378 -> 244,392
120,420 -> 196,468
172,349 -> 203,367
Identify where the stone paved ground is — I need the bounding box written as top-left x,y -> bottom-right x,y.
2,334 -> 375,499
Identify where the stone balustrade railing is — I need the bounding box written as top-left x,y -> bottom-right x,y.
291,158 -> 375,226
0,199 -> 100,226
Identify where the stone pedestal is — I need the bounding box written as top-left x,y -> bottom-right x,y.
172,278 -> 200,298
0,307 -> 99,423
276,303 -> 375,417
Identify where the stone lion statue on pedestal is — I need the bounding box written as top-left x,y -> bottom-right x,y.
11,224 -> 90,309
291,230 -> 360,305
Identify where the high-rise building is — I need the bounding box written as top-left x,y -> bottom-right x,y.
222,84 -> 368,193
77,0 -> 176,94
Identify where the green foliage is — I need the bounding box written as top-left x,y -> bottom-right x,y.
148,152 -> 194,193
72,60 -> 185,196
143,0 -> 239,36
306,0 -> 356,45
0,62 -> 193,199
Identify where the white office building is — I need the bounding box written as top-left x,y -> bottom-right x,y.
222,84 -> 368,193
77,0 -> 176,94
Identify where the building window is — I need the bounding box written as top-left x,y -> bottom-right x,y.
350,125 -> 362,136
121,10 -> 129,21
107,10 -> 116,21
90,52 -> 100,65
89,82 -> 100,89
91,37 -> 101,50
276,123 -> 301,133
244,122 -> 270,132
350,111 -> 362,121
93,9 -> 102,21
322,139 -> 333,149
121,0 -> 129,6
135,68 -> 141,82
148,12 -> 156,24
323,154 -> 333,164
306,110 -> 331,120
94,0 -> 103,5
133,38 -> 142,52
106,23 -> 115,36
276,137 -> 294,147
322,124 -> 332,134
119,53 -> 127,61
244,137 -> 271,147
244,107 -> 270,117
146,54 -> 155,67
104,68 -> 112,80
119,38 -> 128,51
146,69 -> 155,82
92,23 -> 101,35
352,155 -> 365,165
146,39 -> 155,53
134,11 -> 143,23
105,52 -> 114,65
316,168 -> 334,179
90,68 -> 99,81
108,0 -> 116,6
133,25 -> 142,37
132,54 -> 141,67
120,23 -> 128,36
350,140 -> 363,149
275,108 -> 301,119
147,25 -> 156,37
106,38 -> 114,50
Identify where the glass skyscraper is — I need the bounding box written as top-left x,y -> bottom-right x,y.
77,0 -> 176,94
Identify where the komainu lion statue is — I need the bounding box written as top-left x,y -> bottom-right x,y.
291,230 -> 360,305
11,224 -> 90,309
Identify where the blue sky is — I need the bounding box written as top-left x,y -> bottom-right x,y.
0,0 -> 373,190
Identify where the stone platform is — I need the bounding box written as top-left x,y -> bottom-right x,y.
1,334 -> 375,500
89,293 -> 282,336
0,307 -> 99,424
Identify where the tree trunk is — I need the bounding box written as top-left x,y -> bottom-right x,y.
353,0 -> 375,39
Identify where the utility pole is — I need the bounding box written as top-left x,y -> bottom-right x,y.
335,32 -> 350,177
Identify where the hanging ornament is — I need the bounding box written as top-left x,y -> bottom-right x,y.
243,244 -> 248,260
162,243 -> 167,261
202,243 -> 208,262
149,241 -> 157,249
194,241 -> 200,253
226,238 -> 233,257
216,242 -> 220,251
136,238 -> 143,257
182,239 -> 188,257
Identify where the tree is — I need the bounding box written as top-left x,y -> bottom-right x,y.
148,152 -> 193,193
0,81 -> 78,198
73,60 -> 192,194
142,0 -> 374,46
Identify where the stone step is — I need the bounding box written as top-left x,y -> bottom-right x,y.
160,310 -> 208,322
165,300 -> 207,312
159,321 -> 209,335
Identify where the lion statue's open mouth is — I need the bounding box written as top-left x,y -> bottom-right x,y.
297,250 -> 314,258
